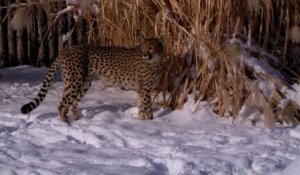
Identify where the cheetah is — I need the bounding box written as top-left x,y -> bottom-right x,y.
21,38 -> 163,125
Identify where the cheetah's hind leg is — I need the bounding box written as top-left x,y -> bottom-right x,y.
58,80 -> 83,125
70,75 -> 93,120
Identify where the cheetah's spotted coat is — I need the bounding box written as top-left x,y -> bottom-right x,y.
21,38 -> 163,125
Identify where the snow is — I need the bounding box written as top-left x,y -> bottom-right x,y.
282,156 -> 300,175
62,32 -> 72,42
0,66 -> 300,175
61,0 -> 100,18
284,84 -> 300,107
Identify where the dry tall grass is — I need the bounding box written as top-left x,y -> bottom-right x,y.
7,0 -> 300,127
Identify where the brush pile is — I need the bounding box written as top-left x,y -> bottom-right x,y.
7,0 -> 300,127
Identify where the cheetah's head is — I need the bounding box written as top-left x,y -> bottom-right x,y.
141,38 -> 163,63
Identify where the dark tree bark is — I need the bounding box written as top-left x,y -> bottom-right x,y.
58,1 -> 68,51
16,26 -> 27,65
37,5 -> 49,66
77,19 -> 87,44
0,0 -> 9,67
7,0 -> 18,66
68,12 -> 77,46
48,2 -> 58,63
16,0 -> 27,65
27,5 -> 38,65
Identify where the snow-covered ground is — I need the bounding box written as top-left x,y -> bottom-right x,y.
0,66 -> 300,175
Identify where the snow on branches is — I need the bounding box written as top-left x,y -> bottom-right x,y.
58,0 -> 100,21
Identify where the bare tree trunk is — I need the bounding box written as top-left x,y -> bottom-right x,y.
57,1 -> 67,51
16,0 -> 27,65
68,12 -> 77,46
77,19 -> 87,44
7,0 -> 18,66
48,3 -> 58,63
27,5 -> 38,65
37,5 -> 49,66
0,0 -> 9,67
16,27 -> 27,65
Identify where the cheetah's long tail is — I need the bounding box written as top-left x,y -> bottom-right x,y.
21,57 -> 60,114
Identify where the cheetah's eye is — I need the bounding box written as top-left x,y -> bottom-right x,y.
143,51 -> 153,60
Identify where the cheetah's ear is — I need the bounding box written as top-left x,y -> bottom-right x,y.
141,36 -> 151,42
138,36 -> 147,45
156,35 -> 164,50
158,34 -> 164,42
138,35 -> 144,44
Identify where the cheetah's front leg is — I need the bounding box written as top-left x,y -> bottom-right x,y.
138,88 -> 153,120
